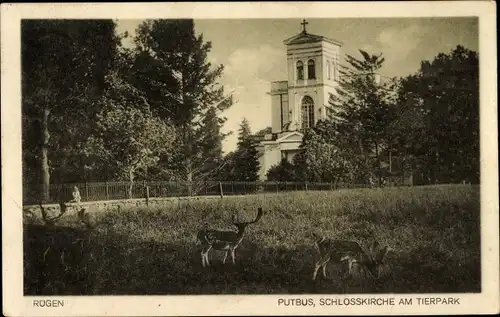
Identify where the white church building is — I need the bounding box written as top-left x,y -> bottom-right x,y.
256,20 -> 343,180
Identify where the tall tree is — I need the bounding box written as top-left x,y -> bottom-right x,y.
83,72 -> 176,198
395,45 -> 479,184
22,20 -> 119,201
233,118 -> 260,181
329,49 -> 398,182
131,19 -> 233,184
293,120 -> 358,183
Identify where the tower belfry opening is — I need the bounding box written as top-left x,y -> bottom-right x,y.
256,20 -> 343,180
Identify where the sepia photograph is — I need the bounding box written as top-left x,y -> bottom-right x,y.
2,1 -> 498,316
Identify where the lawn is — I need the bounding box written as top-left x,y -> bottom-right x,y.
24,184 -> 481,295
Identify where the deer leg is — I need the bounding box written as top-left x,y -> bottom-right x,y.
342,269 -> 351,280
322,260 -> 329,278
222,251 -> 228,264
201,246 -> 207,267
313,257 -> 329,281
230,248 -> 236,265
205,247 -> 212,266
205,246 -> 212,266
201,250 -> 206,267
342,259 -> 355,280
312,263 -> 321,281
313,257 -> 330,281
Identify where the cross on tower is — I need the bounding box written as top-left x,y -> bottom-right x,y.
301,19 -> 308,33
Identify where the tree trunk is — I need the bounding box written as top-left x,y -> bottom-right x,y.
358,137 -> 369,181
375,141 -> 381,184
41,107 -> 50,203
128,168 -> 135,199
186,158 -> 193,196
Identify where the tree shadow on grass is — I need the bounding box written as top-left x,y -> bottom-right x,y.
24,225 -> 480,295
24,224 -> 94,295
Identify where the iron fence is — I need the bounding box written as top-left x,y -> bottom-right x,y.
23,177 -> 410,205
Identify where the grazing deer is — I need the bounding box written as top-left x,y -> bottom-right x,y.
312,237 -> 390,281
197,207 -> 264,267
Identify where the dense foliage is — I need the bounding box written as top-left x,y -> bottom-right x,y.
22,19 -> 479,203
22,19 -> 233,201
267,46 -> 479,185
22,20 -> 120,201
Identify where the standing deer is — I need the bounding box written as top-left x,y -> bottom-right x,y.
197,207 -> 264,267
312,237 -> 390,281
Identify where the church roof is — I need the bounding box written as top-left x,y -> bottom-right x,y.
283,31 -> 343,47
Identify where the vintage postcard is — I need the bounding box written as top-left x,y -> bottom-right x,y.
2,1 -> 498,316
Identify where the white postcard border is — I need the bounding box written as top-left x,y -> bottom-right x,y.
2,2 -> 498,316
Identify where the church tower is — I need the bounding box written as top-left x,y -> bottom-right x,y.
268,19 -> 343,133
258,20 -> 343,180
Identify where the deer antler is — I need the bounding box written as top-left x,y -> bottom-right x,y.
39,201 -> 68,226
251,207 -> 264,224
39,202 -> 53,226
234,207 -> 264,226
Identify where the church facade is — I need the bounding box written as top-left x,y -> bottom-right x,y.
256,21 -> 344,180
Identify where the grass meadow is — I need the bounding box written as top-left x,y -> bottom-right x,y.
24,184 -> 480,295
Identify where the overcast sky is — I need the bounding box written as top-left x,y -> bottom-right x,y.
116,18 -> 478,154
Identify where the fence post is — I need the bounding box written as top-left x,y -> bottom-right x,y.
85,182 -> 89,201
205,181 -> 208,196
146,185 -> 150,207
105,182 -> 109,200
231,181 -> 234,195
219,182 -> 224,199
330,182 -> 333,191
305,182 -> 308,191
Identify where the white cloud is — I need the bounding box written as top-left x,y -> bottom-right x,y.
219,44 -> 285,153
115,20 -> 286,154
372,24 -> 429,77
377,24 -> 422,52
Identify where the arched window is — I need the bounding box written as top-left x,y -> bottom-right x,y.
326,61 -> 331,80
308,59 -> 316,79
296,61 -> 304,80
301,96 -> 315,129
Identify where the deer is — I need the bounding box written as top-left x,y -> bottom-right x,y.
312,236 -> 390,282
197,207 -> 264,267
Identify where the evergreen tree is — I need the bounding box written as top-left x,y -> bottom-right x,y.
329,49 -> 398,182
233,118 -> 260,181
131,19 -> 233,183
